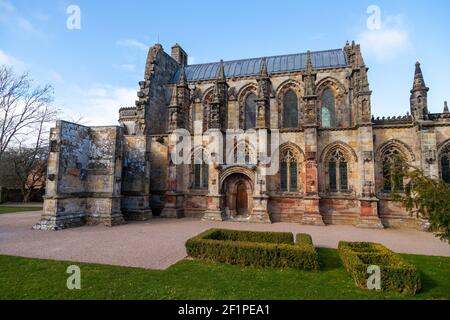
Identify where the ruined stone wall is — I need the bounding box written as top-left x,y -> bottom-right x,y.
121,135 -> 152,220
149,135 -> 168,215
34,121 -> 125,230
84,127 -> 123,224
145,47 -> 179,135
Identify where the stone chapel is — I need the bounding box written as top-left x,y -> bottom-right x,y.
34,41 -> 450,231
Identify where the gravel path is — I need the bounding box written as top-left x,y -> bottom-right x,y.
0,211 -> 449,269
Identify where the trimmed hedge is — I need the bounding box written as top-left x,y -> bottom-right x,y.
201,228 -> 294,244
338,242 -> 421,294
186,229 -> 319,270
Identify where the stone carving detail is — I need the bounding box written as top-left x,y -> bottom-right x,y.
424,149 -> 436,164
362,151 -> 373,162
35,41 -> 450,231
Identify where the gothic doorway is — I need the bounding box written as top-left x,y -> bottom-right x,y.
222,173 -> 253,218
236,183 -> 248,215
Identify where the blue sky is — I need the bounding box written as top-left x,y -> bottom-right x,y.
1,0 -> 449,125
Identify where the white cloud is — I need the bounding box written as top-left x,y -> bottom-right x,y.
0,0 -> 40,35
16,17 -> 38,33
357,15 -> 411,61
59,84 -> 138,126
116,39 -> 148,51
0,49 -> 28,72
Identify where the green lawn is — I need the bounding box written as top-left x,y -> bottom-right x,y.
0,206 -> 42,214
0,248 -> 448,300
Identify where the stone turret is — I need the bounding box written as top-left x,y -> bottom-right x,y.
443,101 -> 448,114
176,66 -> 190,128
208,60 -> 228,130
216,59 -> 228,100
303,50 -> 316,97
255,58 -> 270,129
303,51 -> 318,126
168,85 -> 181,131
171,43 -> 188,67
346,41 -> 372,124
410,61 -> 429,121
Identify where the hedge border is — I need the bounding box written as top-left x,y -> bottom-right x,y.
186,229 -> 319,270
338,241 -> 421,294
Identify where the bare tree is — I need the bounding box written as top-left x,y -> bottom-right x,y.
0,65 -> 58,202
0,65 -> 57,160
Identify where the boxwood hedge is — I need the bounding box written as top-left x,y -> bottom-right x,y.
338,241 -> 421,294
186,229 -> 319,270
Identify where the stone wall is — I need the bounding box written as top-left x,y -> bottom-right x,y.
35,42 -> 449,231
144,46 -> 179,135
34,121 -> 125,230
121,135 -> 152,220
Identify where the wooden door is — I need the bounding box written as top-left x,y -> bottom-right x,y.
236,183 -> 248,215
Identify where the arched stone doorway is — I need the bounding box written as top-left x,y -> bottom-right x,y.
236,182 -> 248,215
222,173 -> 253,218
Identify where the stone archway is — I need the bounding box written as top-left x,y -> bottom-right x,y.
222,173 -> 254,218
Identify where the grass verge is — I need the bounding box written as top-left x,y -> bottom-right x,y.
0,206 -> 41,214
0,248 -> 448,300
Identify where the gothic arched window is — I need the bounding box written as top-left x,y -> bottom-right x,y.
321,89 -> 336,128
327,150 -> 348,192
245,93 -> 257,130
233,142 -> 255,165
440,145 -> 450,184
282,90 -> 298,128
382,148 -> 405,192
193,149 -> 209,189
280,149 -> 298,192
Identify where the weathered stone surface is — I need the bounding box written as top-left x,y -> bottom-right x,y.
35,42 -> 449,231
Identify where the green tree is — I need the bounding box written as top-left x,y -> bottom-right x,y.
391,162 -> 450,243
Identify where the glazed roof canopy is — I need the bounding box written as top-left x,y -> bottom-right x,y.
171,49 -> 347,82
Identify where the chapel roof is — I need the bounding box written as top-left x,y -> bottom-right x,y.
171,48 -> 347,82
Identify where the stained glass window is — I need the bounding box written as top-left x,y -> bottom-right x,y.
382,148 -> 406,192
440,145 -> 450,184
321,89 -> 335,128
194,164 -> 201,188
339,160 -> 348,191
280,161 -> 288,191
328,160 -> 337,191
245,93 -> 257,130
193,149 -> 208,189
280,149 -> 298,192
442,155 -> 450,184
290,160 -> 298,191
328,150 -> 348,192
202,163 -> 209,188
283,90 -> 298,128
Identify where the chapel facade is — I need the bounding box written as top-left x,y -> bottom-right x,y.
34,41 -> 450,230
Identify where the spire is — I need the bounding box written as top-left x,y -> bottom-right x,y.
444,101 -> 449,114
306,50 -> 313,73
257,81 -> 265,99
411,61 -> 429,93
259,57 -> 268,77
217,59 -> 226,81
410,61 -> 429,120
303,50 -> 316,97
212,79 -> 221,104
169,85 -> 179,107
177,66 -> 188,87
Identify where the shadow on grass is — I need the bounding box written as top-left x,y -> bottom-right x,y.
317,248 -> 342,271
416,270 -> 437,294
